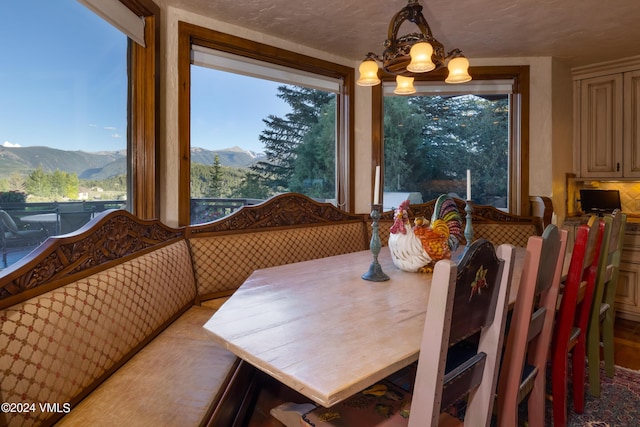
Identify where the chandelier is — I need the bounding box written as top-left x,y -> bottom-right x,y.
357,0 -> 471,94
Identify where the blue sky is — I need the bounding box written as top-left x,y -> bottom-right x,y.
0,0 -> 290,154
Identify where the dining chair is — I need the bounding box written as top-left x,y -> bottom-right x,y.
587,209 -> 627,397
551,216 -> 604,427
496,224 -> 568,427
285,239 -> 514,427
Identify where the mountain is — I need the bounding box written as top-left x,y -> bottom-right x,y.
190,146 -> 265,168
0,145 -> 264,180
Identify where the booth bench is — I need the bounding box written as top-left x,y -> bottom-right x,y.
0,193 -> 547,426
0,193 -> 368,427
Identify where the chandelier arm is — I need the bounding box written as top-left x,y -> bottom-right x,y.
364,52 -> 384,63
445,48 -> 464,60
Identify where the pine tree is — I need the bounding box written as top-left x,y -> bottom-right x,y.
251,86 -> 335,194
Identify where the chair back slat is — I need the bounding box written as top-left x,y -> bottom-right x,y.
449,240 -> 505,345
587,209 -> 627,397
551,217 -> 604,426
497,224 -> 568,427
409,239 -> 511,427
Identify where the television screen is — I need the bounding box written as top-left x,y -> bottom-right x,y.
579,189 -> 621,214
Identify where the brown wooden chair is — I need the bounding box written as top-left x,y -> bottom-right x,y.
287,239 -> 514,427
587,209 -> 627,397
496,225 -> 568,427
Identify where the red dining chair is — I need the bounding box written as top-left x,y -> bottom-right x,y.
496,224 -> 568,427
551,217 -> 604,427
279,239 -> 514,427
587,209 -> 626,397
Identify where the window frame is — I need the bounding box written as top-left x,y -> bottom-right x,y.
372,66 -> 530,214
121,0 -> 160,219
177,21 -> 355,226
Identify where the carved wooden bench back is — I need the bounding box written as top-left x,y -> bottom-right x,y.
186,193 -> 369,300
377,197 -> 544,247
0,211 -> 196,427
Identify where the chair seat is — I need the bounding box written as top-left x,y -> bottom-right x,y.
3,230 -> 47,247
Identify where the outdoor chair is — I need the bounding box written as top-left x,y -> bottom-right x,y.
58,211 -> 94,234
0,209 -> 48,267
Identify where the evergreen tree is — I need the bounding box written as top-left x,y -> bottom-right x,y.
251,86 -> 335,194
207,154 -> 224,197
288,101 -> 336,198
232,170 -> 270,199
385,94 -> 509,205
383,97 -> 425,192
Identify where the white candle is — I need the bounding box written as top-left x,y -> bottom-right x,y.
373,166 -> 381,205
466,169 -> 471,201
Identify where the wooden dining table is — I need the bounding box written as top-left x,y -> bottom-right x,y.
203,246 -> 525,408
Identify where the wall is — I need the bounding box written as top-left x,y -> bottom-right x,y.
157,3 -> 573,224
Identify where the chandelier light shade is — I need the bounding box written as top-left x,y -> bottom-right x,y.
357,59 -> 382,86
357,0 -> 471,92
445,56 -> 472,83
407,42 -> 435,73
394,75 -> 416,95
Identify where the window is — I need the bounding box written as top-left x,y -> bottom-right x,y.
189,47 -> 341,224
374,66 -> 530,214
178,22 -> 354,225
0,0 -> 157,268
383,81 -> 511,209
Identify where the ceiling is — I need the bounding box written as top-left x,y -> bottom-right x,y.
163,0 -> 640,69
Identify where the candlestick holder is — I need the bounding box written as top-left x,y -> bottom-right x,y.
464,200 -> 474,245
362,204 -> 390,282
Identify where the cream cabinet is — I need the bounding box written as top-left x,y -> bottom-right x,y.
574,58 -> 640,179
616,261 -> 640,321
623,70 -> 640,177
616,224 -> 640,321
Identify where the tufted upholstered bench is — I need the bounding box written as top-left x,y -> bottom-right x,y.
377,197 -> 547,248
0,193 -> 370,426
187,193 -> 369,301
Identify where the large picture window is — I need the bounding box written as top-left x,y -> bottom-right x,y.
189,48 -> 340,224
0,0 -> 157,269
374,66 -> 529,214
178,22 -> 354,225
382,81 -> 512,210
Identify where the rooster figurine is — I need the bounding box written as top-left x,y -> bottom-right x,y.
388,195 -> 464,273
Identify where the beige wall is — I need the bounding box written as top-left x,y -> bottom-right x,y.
158,3 -> 574,224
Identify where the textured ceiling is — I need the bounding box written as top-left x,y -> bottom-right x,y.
164,0 -> 640,68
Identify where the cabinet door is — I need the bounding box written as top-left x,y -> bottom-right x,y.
616,261 -> 640,321
579,74 -> 623,177
623,70 -> 640,177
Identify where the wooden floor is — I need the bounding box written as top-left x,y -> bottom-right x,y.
613,317 -> 640,371
245,318 -> 640,427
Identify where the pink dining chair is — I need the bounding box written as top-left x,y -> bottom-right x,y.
496,225 -> 568,427
551,217 -> 604,427
283,239 -> 515,427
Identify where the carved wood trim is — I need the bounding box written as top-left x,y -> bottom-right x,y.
380,197 -> 543,232
187,193 -> 366,235
0,210 -> 183,307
